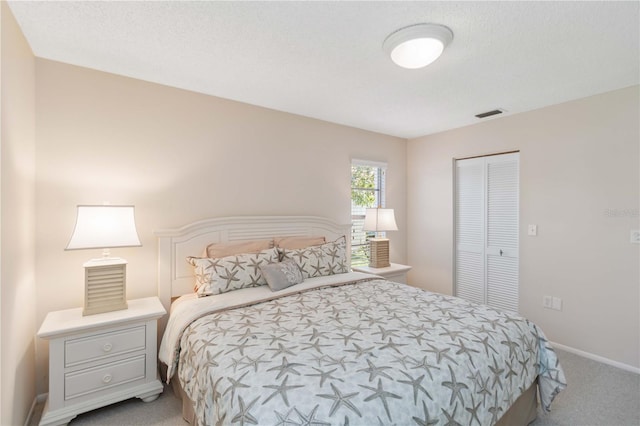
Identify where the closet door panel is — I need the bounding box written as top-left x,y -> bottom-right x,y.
455,158 -> 485,305
486,155 -> 519,255
486,153 -> 519,312
487,255 -> 519,313
456,251 -> 484,304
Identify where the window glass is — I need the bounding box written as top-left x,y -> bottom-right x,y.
351,161 -> 386,266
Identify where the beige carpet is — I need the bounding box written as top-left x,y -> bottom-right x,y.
530,349 -> 639,426
31,349 -> 639,425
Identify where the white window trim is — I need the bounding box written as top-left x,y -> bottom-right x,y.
352,159 -> 387,169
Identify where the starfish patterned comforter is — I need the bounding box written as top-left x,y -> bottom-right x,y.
159,272 -> 566,426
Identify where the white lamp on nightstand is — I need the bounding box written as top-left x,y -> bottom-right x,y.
66,205 -> 141,316
363,208 -> 398,268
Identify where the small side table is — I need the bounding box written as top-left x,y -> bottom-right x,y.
37,297 -> 166,426
353,262 -> 412,284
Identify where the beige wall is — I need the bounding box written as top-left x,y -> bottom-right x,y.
1,2 -> 37,425
34,59 -> 407,393
407,86 -> 640,369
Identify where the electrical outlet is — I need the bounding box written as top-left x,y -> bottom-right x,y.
543,295 -> 553,309
552,297 -> 562,311
631,230 -> 640,244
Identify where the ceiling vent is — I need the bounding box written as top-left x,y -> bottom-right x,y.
475,109 -> 503,119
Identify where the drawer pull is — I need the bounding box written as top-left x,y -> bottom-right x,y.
102,373 -> 113,384
102,343 -> 113,352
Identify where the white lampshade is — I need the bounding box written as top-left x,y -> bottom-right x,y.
363,208 -> 398,232
66,205 -> 141,250
383,23 -> 453,69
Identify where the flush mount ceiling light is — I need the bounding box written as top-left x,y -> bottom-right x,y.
383,23 -> 453,69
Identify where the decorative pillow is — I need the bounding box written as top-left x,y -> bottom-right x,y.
273,236 -> 326,250
260,259 -> 304,291
280,235 -> 349,279
205,239 -> 273,259
187,247 -> 279,297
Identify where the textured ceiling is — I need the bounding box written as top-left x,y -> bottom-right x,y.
7,1 -> 640,139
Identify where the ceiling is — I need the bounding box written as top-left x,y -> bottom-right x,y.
7,1 -> 640,139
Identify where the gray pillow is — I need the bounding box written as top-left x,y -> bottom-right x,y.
260,259 -> 304,291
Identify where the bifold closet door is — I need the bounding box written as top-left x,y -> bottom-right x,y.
454,157 -> 486,306
455,153 -> 519,313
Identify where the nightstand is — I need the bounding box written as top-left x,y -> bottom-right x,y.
353,262 -> 412,284
37,297 -> 166,426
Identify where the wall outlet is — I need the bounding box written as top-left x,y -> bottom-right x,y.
543,295 -> 562,311
631,230 -> 640,244
528,224 -> 538,236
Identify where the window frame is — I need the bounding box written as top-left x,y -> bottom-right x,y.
350,159 -> 387,267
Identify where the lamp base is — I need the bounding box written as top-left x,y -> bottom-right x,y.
369,238 -> 391,268
82,258 -> 128,316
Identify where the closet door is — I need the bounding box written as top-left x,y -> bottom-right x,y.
455,153 -> 519,313
454,158 -> 485,305
485,154 -> 519,312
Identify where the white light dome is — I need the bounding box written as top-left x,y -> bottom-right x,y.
383,23 -> 453,69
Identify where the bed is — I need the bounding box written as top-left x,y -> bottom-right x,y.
156,216 -> 566,425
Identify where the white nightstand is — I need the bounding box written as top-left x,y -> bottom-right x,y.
353,262 -> 412,284
37,297 -> 166,426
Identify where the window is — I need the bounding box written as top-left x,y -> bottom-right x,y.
351,160 -> 387,266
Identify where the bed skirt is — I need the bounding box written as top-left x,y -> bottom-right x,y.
172,375 -> 539,426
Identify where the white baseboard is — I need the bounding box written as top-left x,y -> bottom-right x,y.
552,341 -> 640,375
24,393 -> 47,426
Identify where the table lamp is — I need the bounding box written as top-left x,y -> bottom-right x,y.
363,208 -> 398,268
65,205 -> 141,315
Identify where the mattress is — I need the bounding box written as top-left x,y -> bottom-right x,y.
159,272 -> 566,425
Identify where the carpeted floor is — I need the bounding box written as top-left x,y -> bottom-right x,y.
31,349 -> 639,425
530,349 -> 639,426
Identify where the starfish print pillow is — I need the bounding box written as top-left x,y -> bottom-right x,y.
187,247 -> 279,297
280,235 -> 349,279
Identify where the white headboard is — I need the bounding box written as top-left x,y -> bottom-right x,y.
155,216 -> 351,312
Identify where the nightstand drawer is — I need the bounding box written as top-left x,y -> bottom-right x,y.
65,326 -> 146,367
65,354 -> 146,400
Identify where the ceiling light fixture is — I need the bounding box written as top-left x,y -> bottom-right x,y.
383,23 -> 453,69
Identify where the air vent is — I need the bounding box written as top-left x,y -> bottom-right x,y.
475,109 -> 503,119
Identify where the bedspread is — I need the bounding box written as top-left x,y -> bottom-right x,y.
168,276 -> 566,425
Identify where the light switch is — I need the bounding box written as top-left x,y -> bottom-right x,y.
528,224 -> 537,236
631,230 -> 640,244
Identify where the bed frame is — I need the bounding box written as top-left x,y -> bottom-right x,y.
155,215 -> 351,312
